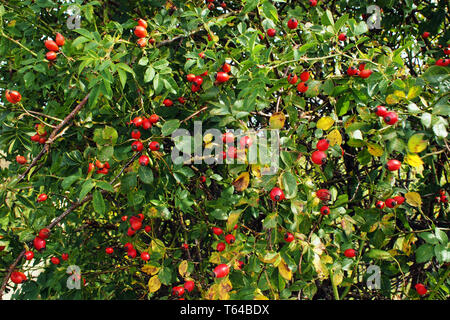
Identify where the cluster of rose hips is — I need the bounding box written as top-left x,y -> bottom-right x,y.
172,280 -> 195,300
311,138 -> 330,165
88,160 -> 110,175
127,114 -> 160,155
287,70 -> 310,94
44,33 -> 65,61
186,70 -> 208,93
4,89 -> 21,104
435,189 -> 448,203
376,195 -> 405,210
374,105 -> 398,125
212,226 -> 236,253
205,0 -> 227,10
134,18 -> 154,48
31,123 -> 48,145
117,215 -> 151,261
50,252 -> 69,265
347,63 -> 373,79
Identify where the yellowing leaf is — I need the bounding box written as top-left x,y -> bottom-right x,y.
141,264 -> 160,276
344,115 -> 357,129
407,133 -> 428,153
405,192 -> 422,207
218,278 -> 232,300
386,94 -> 399,105
327,129 -> 342,146
254,293 -> 269,300
316,116 -> 335,131
232,172 -> 250,192
367,143 -> 384,157
269,112 -> 286,129
321,255 -> 333,264
226,210 -> 242,231
259,252 -> 279,264
405,153 -> 424,167
148,275 -> 161,293
278,258 -> 292,281
209,252 -> 222,264
407,86 -> 421,100
178,260 -> 189,277
312,254 -> 329,280
332,269 -> 344,286
394,90 -> 406,99
251,164 -> 261,178
205,284 -> 219,300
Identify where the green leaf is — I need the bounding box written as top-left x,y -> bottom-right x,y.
415,244 -> 434,263
434,244 -> 450,263
138,166 -> 154,184
366,249 -> 392,260
92,190 -> 106,215
161,119 -> 180,136
261,0 -> 278,22
96,181 -> 115,193
144,67 -> 155,83
418,232 -> 439,245
62,175 -> 79,190
435,228 -> 448,245
102,126 -> 118,145
281,172 -> 297,199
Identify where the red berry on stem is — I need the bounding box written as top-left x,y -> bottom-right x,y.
184,280 -> 195,292
139,155 -> 150,166
38,228 -> 50,239
25,251 -> 34,260
316,189 -> 331,202
316,139 -> 329,151
386,159 -> 401,171
311,150 -> 326,165
287,18 -> 298,30
44,39 -> 59,51
284,232 -> 294,242
134,26 -> 147,38
106,247 -> 114,254
217,242 -> 226,252
213,264 -> 230,278
384,111 -> 398,125
131,141 -> 144,152
225,234 -> 235,244
267,28 -> 276,37
300,71 -> 310,82
149,141 -> 160,151
374,105 -> 388,117
212,227 -> 223,236
320,206 -> 330,215
55,33 -> 65,46
376,201 -> 385,209
344,249 -> 356,258
270,187 -> 285,202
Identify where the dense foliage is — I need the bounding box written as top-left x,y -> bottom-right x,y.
0,0 -> 449,300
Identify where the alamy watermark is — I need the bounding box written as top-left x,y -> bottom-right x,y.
171,122 -> 280,175
366,264 -> 381,290
66,5 -> 81,30
66,265 -> 82,289
366,5 -> 382,30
